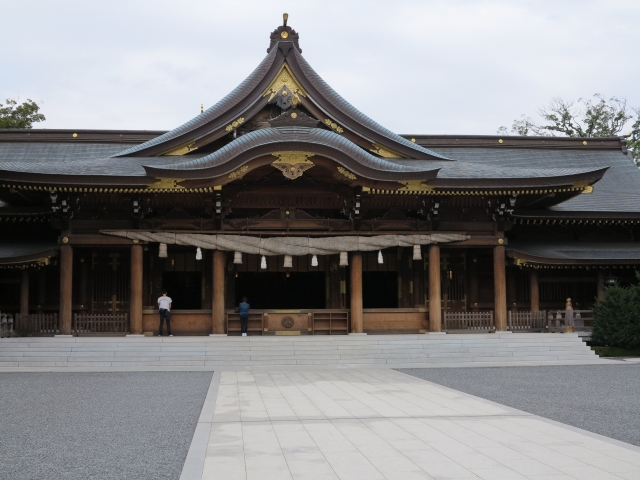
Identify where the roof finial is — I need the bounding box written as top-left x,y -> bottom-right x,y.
283,13 -> 288,26
200,104 -> 204,114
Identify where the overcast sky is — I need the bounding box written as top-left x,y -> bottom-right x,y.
2,0 -> 638,135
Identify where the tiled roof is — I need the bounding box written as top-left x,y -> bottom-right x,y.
421,147 -> 640,212
0,243 -> 59,264
508,242 -> 640,262
113,47 -> 280,157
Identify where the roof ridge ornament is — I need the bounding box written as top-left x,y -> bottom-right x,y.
268,14 -> 301,53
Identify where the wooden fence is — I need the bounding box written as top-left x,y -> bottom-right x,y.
507,311 -> 547,331
15,314 -> 59,336
443,311 -> 494,331
73,313 -> 129,335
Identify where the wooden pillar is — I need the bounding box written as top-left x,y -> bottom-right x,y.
350,252 -> 363,333
493,245 -> 507,331
130,244 -> 143,334
530,270 -> 540,312
212,250 -> 226,334
597,270 -> 605,301
428,245 -> 441,332
59,245 -> 73,335
20,270 -> 29,315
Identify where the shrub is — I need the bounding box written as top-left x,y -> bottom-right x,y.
591,272 -> 640,349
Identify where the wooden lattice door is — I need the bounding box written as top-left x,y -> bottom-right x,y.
91,252 -> 130,313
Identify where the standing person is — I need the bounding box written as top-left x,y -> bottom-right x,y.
158,290 -> 173,337
239,296 -> 250,337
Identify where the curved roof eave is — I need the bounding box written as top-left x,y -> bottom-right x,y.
143,127 -> 441,181
111,38 -> 452,162
287,47 -> 450,161
112,47 -> 281,157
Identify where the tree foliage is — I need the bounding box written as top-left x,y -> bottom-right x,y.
591,272 -> 640,349
498,94 -> 640,164
0,98 -> 46,129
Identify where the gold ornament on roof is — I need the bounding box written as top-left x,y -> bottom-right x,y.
146,178 -> 186,190
337,167 -> 356,180
164,143 -> 197,156
225,117 -> 245,132
371,143 -> 404,159
228,165 -> 249,179
263,63 -> 307,108
324,119 -> 344,134
396,180 -> 433,192
281,31 -> 289,39
271,151 -> 315,179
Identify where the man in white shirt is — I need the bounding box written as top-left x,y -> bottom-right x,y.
157,291 -> 173,337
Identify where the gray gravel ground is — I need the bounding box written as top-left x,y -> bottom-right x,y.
0,372 -> 212,480
398,364 -> 640,447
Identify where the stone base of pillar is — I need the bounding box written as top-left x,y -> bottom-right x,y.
348,332 -> 367,335
125,334 -> 145,337
54,335 -> 73,338
496,331 -> 513,334
425,332 -> 447,335
209,334 -> 227,336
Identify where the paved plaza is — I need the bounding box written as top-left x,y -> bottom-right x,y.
189,367 -> 640,480
2,364 -> 640,479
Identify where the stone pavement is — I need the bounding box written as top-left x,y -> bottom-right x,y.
182,368 -> 640,480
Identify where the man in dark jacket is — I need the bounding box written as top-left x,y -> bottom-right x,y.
239,297 -> 250,337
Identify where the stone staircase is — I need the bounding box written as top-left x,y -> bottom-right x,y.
0,333 -> 603,369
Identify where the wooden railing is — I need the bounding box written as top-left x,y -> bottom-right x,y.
444,311 -> 494,331
508,311 -> 547,331
15,313 -> 59,336
73,313 -> 129,335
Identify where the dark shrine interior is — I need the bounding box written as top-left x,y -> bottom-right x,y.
234,272 -> 326,309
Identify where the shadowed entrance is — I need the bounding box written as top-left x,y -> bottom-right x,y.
234,272 -> 325,309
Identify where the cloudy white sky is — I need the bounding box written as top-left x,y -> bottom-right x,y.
2,0 -> 639,135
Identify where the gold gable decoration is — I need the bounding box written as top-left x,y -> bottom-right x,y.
263,63 -> 307,108
271,151 -> 315,179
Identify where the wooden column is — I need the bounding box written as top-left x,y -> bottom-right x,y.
530,270 -> 540,312
130,244 -> 143,334
428,245 -> 441,332
212,250 -> 226,334
493,245 -> 507,331
597,270 -> 605,301
20,270 -> 29,315
350,252 -> 363,333
59,245 -> 73,335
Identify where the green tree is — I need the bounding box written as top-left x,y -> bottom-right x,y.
0,98 -> 46,128
498,94 -> 640,165
591,272 -> 640,349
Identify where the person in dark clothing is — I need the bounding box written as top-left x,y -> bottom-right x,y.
239,296 -> 250,336
157,290 -> 173,337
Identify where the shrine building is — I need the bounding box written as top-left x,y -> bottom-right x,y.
1,16 -> 639,337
